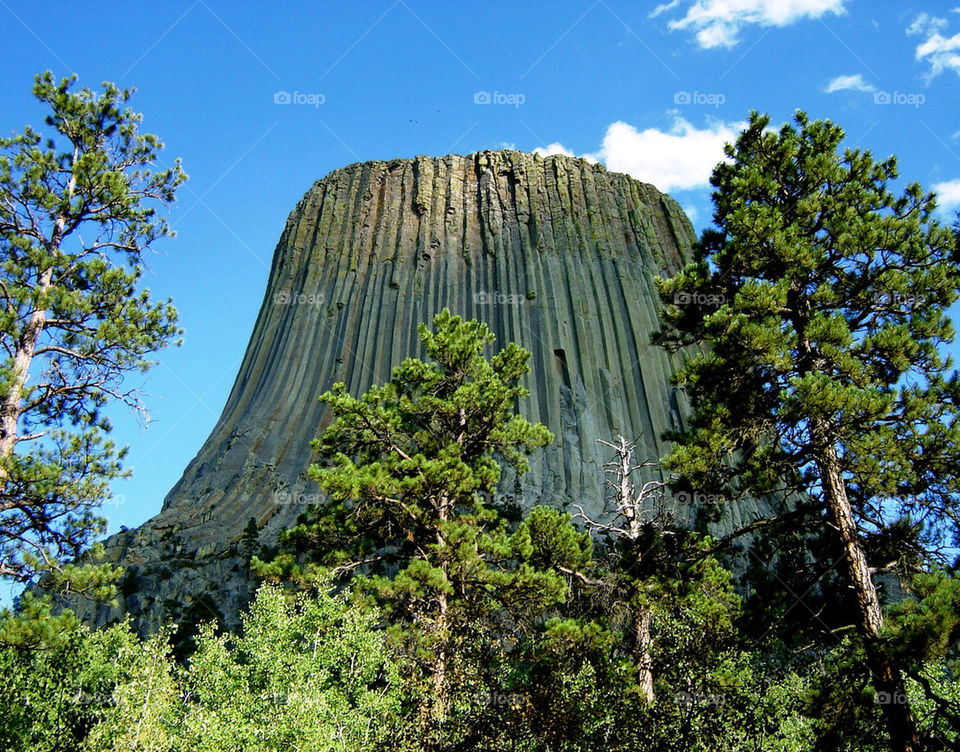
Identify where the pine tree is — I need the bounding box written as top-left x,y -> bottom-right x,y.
0,72 -> 184,598
255,310 -> 586,742
654,110 -> 960,752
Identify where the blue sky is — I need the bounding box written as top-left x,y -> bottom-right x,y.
2,0 -> 959,538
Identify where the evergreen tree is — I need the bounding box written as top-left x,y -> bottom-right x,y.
255,310 -> 585,744
0,72 -> 184,599
654,110 -> 960,752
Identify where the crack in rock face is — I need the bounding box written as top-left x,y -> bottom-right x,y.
74,150 -> 765,634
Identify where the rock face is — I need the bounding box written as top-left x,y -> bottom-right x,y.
79,150 -> 762,634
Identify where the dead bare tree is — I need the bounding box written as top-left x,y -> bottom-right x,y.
574,435 -> 674,704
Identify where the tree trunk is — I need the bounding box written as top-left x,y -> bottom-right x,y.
0,267 -> 53,472
635,604 -> 655,703
0,150 -> 76,478
432,589 -> 449,720
814,437 -> 921,752
431,492 -> 452,724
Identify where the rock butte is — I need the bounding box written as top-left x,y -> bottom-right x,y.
78,150 -> 765,633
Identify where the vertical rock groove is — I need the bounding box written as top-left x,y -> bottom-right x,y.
81,150 -> 763,633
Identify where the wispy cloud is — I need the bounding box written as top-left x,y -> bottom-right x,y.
908,12 -> 960,79
824,73 -> 875,93
649,0 -> 681,19
907,13 -> 947,37
656,0 -> 847,49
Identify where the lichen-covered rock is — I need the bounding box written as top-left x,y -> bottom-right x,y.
74,150 -> 764,634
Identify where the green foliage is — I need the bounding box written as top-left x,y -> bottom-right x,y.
254,309 -> 838,749
0,608 -> 150,752
12,107 -> 960,749
802,635 -> 960,750
654,110 -> 960,542
0,582 -> 403,752
0,71 -> 185,598
257,310 -> 571,735
0,589 -> 81,648
887,568 -> 960,663
306,308 -> 552,534
483,550 -> 815,752
81,626 -> 181,752
654,110 -> 960,748
93,583 -> 401,752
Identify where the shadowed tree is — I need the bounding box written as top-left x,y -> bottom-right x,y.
574,435 -> 670,704
655,110 -> 960,752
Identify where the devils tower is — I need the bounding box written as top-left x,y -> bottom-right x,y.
80,150 -> 763,633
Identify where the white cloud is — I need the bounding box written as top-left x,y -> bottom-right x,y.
934,179 -> 960,210
596,118 -> 744,192
824,73 -> 875,93
908,13 -> 960,78
534,117 -> 746,193
534,143 -> 599,165
649,0 -> 682,18
907,13 -> 947,37
661,0 -> 846,48
533,143 -> 575,158
916,32 -> 960,78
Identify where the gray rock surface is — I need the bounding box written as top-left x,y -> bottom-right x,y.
74,150 -> 764,634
